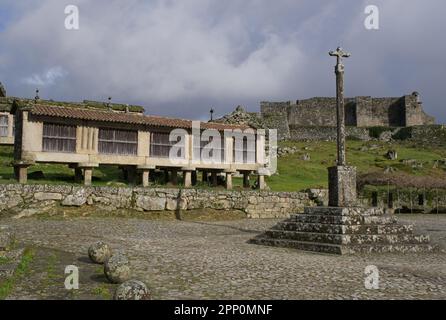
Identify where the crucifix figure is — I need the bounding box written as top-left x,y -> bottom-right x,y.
329,47 -> 350,166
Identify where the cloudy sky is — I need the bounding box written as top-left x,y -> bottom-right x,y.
0,0 -> 445,122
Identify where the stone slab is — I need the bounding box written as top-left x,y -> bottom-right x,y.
328,166 -> 357,207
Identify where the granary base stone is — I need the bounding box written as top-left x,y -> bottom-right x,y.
250,207 -> 438,255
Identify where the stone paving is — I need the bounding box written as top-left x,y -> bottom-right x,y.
2,214 -> 446,300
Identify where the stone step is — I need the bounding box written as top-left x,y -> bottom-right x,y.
250,237 -> 344,254
303,207 -> 385,217
250,237 -> 437,255
264,230 -> 430,245
291,214 -> 398,226
274,222 -> 414,235
344,243 -> 438,254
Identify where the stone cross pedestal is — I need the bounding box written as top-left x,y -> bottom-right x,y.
328,166 -> 357,207
327,47 -> 357,207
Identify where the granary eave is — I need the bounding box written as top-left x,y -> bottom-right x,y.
27,104 -> 253,132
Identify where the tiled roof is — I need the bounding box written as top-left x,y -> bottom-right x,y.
29,104 -> 252,131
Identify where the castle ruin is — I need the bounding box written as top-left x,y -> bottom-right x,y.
215,92 -> 436,140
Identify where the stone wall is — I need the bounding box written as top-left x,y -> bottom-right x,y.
257,93 -> 435,140
356,97 -> 405,127
0,184 -> 317,219
358,187 -> 446,214
394,125 -> 446,146
260,102 -> 290,140
288,126 -> 371,141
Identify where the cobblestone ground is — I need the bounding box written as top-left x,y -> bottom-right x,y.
2,214 -> 446,300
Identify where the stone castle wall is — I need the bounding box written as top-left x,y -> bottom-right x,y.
288,126 -> 371,141
257,93 -> 435,140
0,184 -> 317,219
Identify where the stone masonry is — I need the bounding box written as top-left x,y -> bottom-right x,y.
214,93 -> 435,141
261,92 -> 435,140
250,207 -> 438,254
0,184 -> 316,219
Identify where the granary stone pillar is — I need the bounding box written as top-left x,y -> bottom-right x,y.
256,168 -> 269,190
184,171 -> 192,188
126,166 -> 137,185
211,171 -> 218,187
182,167 -> 195,188
78,163 -> 98,187
225,170 -> 235,190
138,165 -> 156,188
171,169 -> 178,185
142,170 -> 150,187
242,171 -> 251,188
202,171 -> 208,183
84,168 -> 93,186
257,175 -> 266,190
191,171 -> 197,186
69,163 -> 83,183
13,161 -> 33,184
17,166 -> 28,184
164,169 -> 169,184
75,167 -> 83,183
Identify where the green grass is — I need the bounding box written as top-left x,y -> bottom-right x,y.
0,248 -> 35,300
1,140 -> 446,192
0,257 -> 12,265
266,140 -> 446,192
92,285 -> 113,300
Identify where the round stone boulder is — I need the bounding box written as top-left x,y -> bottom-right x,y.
114,280 -> 151,300
88,241 -> 112,264
104,253 -> 131,284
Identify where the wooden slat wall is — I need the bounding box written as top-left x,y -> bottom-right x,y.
0,115 -> 8,137
233,134 -> 256,164
150,132 -> 184,158
42,123 -> 77,153
98,128 -> 138,156
193,135 -> 225,162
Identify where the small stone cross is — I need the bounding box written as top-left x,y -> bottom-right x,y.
329,47 -> 351,66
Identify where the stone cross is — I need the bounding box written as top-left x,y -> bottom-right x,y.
329,47 -> 350,166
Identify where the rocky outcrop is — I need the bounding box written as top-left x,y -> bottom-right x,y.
212,106 -> 266,129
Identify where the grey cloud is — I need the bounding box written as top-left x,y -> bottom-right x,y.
0,0 -> 444,122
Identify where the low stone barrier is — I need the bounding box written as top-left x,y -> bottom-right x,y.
0,184 -> 318,219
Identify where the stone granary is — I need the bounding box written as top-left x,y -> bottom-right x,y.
11,98 -> 267,188
0,82 -> 15,146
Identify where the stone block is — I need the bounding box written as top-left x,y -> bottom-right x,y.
136,196 -> 166,211
166,198 -> 187,211
328,166 -> 357,207
34,192 -> 63,201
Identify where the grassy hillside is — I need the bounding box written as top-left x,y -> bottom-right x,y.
266,140 -> 446,192
1,140 -> 446,191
